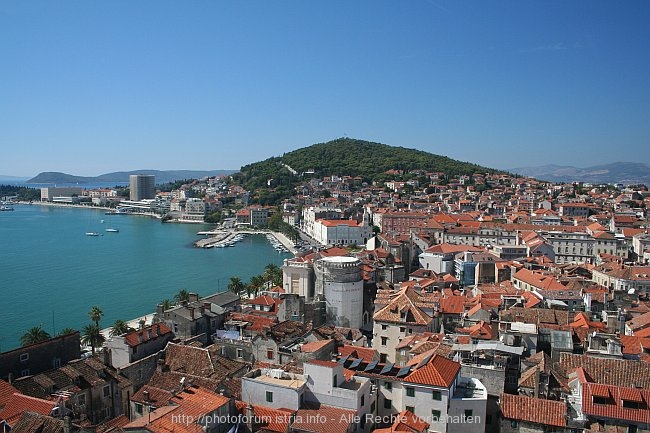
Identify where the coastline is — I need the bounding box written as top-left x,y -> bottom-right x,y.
27,201 -> 162,219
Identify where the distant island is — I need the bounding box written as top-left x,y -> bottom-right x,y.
26,169 -> 236,185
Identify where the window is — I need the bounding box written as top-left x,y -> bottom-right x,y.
384,381 -> 392,390
236,348 -> 244,359
431,410 -> 441,421
593,396 -> 608,405
464,410 -> 473,420
623,400 -> 640,409
78,394 -> 86,406
20,369 -> 30,377
135,403 -> 143,415
267,349 -> 274,360
380,353 -> 387,363
266,391 -> 273,403
510,420 -> 518,428
381,337 -> 387,346
406,406 -> 414,413
381,324 -> 388,330
333,374 -> 338,388
400,327 -> 405,333
361,395 -> 365,406
103,386 -> 110,398
20,353 -> 29,362
384,398 -> 392,409
432,390 -> 441,400
52,358 -> 61,369
406,387 -> 415,397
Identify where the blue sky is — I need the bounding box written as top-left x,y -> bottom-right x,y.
1,1 -> 648,177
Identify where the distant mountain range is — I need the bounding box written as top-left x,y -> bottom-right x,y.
508,162 -> 650,185
25,169 -> 236,185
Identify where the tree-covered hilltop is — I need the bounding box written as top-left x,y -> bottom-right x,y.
230,137 -> 502,204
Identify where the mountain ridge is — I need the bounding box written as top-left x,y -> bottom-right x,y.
231,137 -> 504,205
508,161 -> 650,184
26,169 -> 236,185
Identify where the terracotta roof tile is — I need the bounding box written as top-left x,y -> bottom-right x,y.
0,393 -> 56,426
404,355 -> 460,388
124,323 -> 172,347
499,393 -> 567,427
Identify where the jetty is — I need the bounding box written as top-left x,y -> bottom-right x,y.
194,228 -> 297,253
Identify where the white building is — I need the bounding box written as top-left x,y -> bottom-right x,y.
343,354 -> 487,433
314,256 -> 364,329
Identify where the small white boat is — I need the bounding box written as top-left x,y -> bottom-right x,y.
105,228 -> 119,233
85,232 -> 101,236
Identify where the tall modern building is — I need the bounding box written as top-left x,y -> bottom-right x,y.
129,174 -> 156,201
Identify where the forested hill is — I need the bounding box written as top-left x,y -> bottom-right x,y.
231,138 -> 502,205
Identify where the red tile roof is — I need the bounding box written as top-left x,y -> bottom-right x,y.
291,404 -> 356,433
404,355 -> 460,388
123,322 -> 172,347
337,345 -> 377,362
0,380 -> 20,409
0,393 -> 56,426
499,393 -> 567,427
575,370 -> 650,425
235,401 -> 294,433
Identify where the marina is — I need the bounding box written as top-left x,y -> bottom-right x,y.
195,228 -> 296,253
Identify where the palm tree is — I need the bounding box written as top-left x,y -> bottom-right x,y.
228,276 -> 245,295
174,289 -> 191,304
109,319 -> 133,337
263,263 -> 282,288
160,299 -> 173,312
88,306 -> 104,327
81,324 -> 105,355
249,275 -> 264,297
20,326 -> 51,346
58,327 -> 77,336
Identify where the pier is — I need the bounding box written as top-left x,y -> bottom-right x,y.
194,228 -> 297,254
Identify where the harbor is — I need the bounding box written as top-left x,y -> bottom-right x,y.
195,228 -> 296,254
0,205 -> 291,352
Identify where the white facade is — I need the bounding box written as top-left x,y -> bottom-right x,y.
282,259 -> 314,301
315,256 -> 363,329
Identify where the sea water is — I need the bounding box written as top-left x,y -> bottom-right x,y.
0,204 -> 291,351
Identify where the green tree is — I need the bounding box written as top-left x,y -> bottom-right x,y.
81,324 -> 105,355
263,263 -> 282,288
174,289 -> 191,304
58,327 -> 77,336
248,275 -> 265,297
109,319 -> 133,337
88,306 -> 104,327
228,276 -> 245,295
20,326 -> 51,346
160,299 -> 173,312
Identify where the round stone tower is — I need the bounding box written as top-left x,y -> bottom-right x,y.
314,256 -> 363,329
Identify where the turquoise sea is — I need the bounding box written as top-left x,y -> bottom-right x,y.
0,204 -> 291,351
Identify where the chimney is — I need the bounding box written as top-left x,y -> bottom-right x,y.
190,307 -> 195,320
246,404 -> 255,432
143,390 -> 150,402
64,416 -> 71,433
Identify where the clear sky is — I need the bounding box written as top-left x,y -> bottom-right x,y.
1,1 -> 648,177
